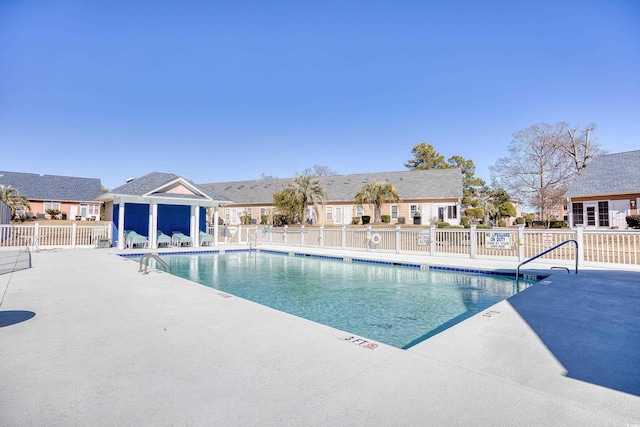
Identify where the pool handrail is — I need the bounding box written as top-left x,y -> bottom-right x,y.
516,239 -> 578,282
139,253 -> 172,275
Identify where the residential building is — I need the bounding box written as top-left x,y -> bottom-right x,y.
565,150 -> 640,229
0,171 -> 102,220
200,168 -> 463,226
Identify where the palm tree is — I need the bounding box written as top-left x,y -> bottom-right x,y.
288,174 -> 326,224
0,184 -> 31,218
354,181 -> 401,223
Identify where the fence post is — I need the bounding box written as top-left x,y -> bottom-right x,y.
300,225 -> 305,246
576,225 -> 585,267
366,225 -> 372,251
395,225 -> 401,254
470,224 -> 477,259
283,225 -> 288,245
71,222 -> 77,248
341,225 -> 346,250
319,225 -> 324,247
430,225 -> 436,255
238,224 -> 243,244
517,224 -> 525,261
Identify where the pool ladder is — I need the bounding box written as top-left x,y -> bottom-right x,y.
516,239 -> 578,283
139,253 -> 172,275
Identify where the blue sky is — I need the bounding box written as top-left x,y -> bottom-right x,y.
1,0 -> 638,191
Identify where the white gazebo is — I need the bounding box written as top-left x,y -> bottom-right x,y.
95,172 -> 231,249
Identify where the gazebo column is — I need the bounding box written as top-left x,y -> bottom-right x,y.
213,206 -> 219,246
149,202 -> 158,249
117,202 -> 126,250
191,205 -> 199,247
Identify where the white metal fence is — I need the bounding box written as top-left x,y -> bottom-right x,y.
208,224 -> 640,269
0,223 -> 110,250
2,222 -> 639,269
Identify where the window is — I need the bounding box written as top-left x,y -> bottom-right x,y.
246,207 -> 253,217
260,207 -> 267,216
572,203 -> 583,226
447,205 -> 457,219
356,205 -> 364,217
438,207 -> 445,221
391,205 -> 398,219
88,204 -> 100,215
44,202 -> 60,212
598,201 -> 609,227
326,206 -> 333,220
410,204 -> 418,217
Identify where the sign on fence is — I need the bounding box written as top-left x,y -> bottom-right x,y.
542,233 -> 553,248
418,230 -> 430,246
486,232 -> 511,249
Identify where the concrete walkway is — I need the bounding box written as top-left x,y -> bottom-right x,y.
0,247 -> 639,426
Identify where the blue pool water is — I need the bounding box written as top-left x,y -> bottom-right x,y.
148,251 -> 532,349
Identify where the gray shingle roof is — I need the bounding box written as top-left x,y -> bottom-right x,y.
565,150 -> 640,197
200,169 -> 462,204
0,171 -> 102,202
109,172 -> 231,201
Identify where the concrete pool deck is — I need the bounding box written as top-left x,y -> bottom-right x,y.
0,246 -> 639,426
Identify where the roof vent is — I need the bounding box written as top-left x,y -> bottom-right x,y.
125,177 -> 135,183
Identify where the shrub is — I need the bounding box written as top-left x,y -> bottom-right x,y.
515,217 -> 525,225
351,217 -> 360,225
626,215 -> 640,229
381,215 -> 391,223
476,224 -> 492,229
260,215 -> 268,224
460,216 -> 469,226
549,220 -> 568,228
498,219 -> 506,227
436,222 -> 450,228
361,215 -> 371,224
46,208 -> 61,219
531,220 -> 547,228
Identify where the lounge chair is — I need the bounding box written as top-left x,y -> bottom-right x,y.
199,230 -> 213,246
124,230 -> 148,249
172,231 -> 192,247
156,231 -> 171,248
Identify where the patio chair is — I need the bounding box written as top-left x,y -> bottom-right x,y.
124,230 -> 148,249
172,231 -> 192,247
156,231 -> 171,248
199,230 -> 213,246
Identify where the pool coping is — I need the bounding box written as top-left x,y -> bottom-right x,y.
119,246 -> 547,281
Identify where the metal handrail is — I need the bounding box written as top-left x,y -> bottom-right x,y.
139,253 -> 172,275
516,239 -> 578,282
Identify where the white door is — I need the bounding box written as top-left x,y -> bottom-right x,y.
70,206 -> 78,220
611,200 -> 630,229
335,207 -> 343,224
343,206 -> 352,224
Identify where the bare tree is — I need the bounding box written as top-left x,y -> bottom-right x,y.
555,122 -> 604,175
301,165 -> 337,177
490,122 -> 575,221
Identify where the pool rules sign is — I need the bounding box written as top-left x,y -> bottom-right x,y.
486,232 -> 512,249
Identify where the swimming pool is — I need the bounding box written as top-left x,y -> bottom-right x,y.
144,250 -> 533,349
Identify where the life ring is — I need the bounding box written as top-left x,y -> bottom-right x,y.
370,233 -> 381,245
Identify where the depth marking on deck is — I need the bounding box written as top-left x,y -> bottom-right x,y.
217,292 -> 233,298
482,310 -> 501,318
343,335 -> 379,350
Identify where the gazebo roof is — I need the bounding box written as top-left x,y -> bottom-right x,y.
96,172 -> 231,206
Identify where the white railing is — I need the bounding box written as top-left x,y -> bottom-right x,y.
0,223 -> 111,249
209,224 -> 640,269
4,222 -> 639,269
